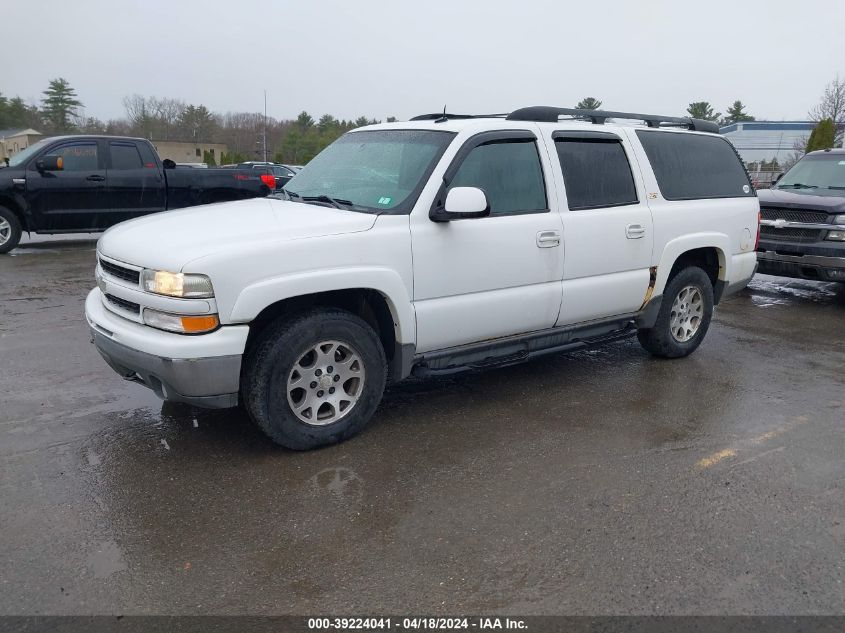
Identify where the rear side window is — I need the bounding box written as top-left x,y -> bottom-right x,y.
109,143 -> 144,170
555,136 -> 638,210
449,139 -> 547,215
636,130 -> 753,200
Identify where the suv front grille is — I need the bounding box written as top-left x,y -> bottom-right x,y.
759,226 -> 823,242
99,258 -> 140,285
761,208 -> 830,224
105,293 -> 141,314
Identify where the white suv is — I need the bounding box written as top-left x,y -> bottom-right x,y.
86,107 -> 760,449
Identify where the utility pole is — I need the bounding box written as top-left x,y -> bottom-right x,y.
263,90 -> 268,162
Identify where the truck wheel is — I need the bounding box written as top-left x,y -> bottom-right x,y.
637,266 -> 714,358
242,309 -> 387,450
0,207 -> 22,255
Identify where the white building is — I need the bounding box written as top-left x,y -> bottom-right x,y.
719,121 -> 814,165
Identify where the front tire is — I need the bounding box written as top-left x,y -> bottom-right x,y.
0,206 -> 22,255
242,309 -> 387,450
637,266 -> 714,358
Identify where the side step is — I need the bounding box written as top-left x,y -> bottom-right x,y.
412,318 -> 636,377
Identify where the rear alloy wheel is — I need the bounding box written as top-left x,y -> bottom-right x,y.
637,266 -> 714,358
0,207 -> 22,255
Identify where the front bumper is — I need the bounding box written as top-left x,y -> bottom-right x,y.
86,289 -> 247,409
756,250 -> 845,282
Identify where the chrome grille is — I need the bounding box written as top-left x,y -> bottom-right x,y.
105,293 -> 141,314
99,258 -> 140,284
760,208 -> 830,224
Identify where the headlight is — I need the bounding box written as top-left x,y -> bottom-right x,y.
834,215 -> 845,225
140,269 -> 214,298
826,230 -> 845,241
143,308 -> 220,334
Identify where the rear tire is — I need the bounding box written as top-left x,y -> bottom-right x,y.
637,266 -> 714,358
242,308 -> 387,450
0,206 -> 22,255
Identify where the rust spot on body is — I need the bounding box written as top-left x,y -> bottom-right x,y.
639,266 -> 658,310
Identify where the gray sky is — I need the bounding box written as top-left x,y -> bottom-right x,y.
3,0 -> 843,122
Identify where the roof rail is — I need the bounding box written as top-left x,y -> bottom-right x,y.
410,112 -> 509,123
505,106 -> 720,133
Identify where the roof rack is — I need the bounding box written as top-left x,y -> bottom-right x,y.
506,106 -> 719,133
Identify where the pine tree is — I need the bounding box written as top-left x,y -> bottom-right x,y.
805,119 -> 836,152
576,97 -> 602,110
723,100 -> 755,124
686,101 -> 721,122
41,78 -> 82,132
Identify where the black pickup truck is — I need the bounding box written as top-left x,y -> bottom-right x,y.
756,148 -> 845,283
0,135 -> 275,253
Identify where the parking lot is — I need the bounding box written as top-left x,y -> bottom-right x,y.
1,235 -> 844,615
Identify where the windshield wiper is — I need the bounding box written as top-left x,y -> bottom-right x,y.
302,194 -> 356,210
825,186 -> 845,190
778,183 -> 818,189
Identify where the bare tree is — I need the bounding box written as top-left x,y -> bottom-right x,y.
808,75 -> 845,145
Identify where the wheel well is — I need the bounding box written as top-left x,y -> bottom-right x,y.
0,197 -> 27,231
245,289 -> 398,364
669,247 -> 722,288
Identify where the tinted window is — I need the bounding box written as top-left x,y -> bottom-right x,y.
555,137 -> 638,210
449,140 -> 547,215
110,143 -> 144,170
636,131 -> 753,200
54,143 -> 98,171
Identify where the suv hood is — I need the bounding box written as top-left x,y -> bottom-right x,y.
98,197 -> 378,271
758,188 -> 845,214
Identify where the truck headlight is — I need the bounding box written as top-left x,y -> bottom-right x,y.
143,308 -> 220,334
834,215 -> 845,225
826,230 -> 845,241
140,269 -> 214,298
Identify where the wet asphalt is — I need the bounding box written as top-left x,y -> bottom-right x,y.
1,235 -> 844,616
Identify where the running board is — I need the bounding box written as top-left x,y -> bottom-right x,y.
412,317 -> 636,377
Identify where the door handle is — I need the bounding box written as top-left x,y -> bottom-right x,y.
625,223 -> 646,239
86,175 -> 106,182
536,230 -> 561,248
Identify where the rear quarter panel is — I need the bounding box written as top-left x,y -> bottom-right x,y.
623,129 -> 760,297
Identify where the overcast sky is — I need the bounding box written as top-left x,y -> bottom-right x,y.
3,0 -> 843,123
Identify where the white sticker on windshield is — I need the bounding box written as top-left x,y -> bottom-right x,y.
377,197 -> 392,205
742,185 -> 750,193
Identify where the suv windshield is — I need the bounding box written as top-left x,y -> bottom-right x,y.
283,130 -> 455,213
3,138 -> 52,169
776,153 -> 845,195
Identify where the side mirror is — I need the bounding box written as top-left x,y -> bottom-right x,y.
162,159 -> 176,169
36,155 -> 63,172
430,186 -> 490,222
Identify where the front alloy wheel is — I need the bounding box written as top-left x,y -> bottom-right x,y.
287,340 -> 366,425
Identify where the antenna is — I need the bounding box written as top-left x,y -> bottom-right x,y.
435,105 -> 447,124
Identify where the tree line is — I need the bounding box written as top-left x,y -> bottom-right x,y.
3,76 -> 842,167
0,78 -> 386,165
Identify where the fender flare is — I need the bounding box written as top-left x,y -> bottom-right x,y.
228,266 -> 416,345
653,233 -> 730,297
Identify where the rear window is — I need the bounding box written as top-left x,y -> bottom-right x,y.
636,130 -> 753,200
555,136 -> 638,210
110,143 -> 144,170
